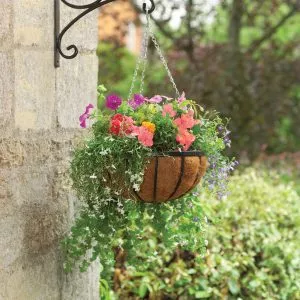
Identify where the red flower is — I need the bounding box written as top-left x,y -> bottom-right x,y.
109,114 -> 134,136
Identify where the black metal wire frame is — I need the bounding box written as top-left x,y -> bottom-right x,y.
54,0 -> 156,68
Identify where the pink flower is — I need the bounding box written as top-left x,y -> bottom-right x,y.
176,128 -> 195,151
174,110 -> 200,129
79,103 -> 94,128
147,95 -> 163,103
162,104 -> 176,118
178,92 -> 186,103
132,126 -> 154,147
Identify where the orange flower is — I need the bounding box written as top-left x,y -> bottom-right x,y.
142,121 -> 156,133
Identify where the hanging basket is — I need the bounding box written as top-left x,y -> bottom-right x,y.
134,151 -> 208,203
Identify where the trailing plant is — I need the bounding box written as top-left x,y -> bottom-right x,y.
62,85 -> 236,283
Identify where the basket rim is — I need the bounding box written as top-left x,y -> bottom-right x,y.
153,150 -> 205,157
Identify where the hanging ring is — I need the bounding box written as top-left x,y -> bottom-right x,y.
143,0 -> 155,14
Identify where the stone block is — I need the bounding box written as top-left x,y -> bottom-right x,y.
56,53 -> 98,128
0,52 -> 14,129
0,214 -> 24,269
4,250 -> 61,300
13,0 -> 54,49
14,50 -> 55,130
0,0 -> 13,49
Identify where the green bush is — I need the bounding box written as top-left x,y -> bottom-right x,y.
110,169 -> 300,299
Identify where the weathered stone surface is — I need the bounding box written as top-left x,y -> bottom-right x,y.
13,0 -> 53,49
0,0 -> 100,298
57,54 -> 98,128
14,50 -> 56,130
0,51 -> 14,129
0,0 -> 13,49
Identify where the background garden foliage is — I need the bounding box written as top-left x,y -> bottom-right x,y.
102,169 -> 300,299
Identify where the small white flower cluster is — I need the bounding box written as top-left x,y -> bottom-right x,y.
125,170 -> 145,192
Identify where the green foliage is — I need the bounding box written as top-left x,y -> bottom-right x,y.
97,42 -> 136,98
111,169 -> 300,299
97,42 -> 167,99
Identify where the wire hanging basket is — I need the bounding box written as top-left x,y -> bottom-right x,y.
124,9 -> 208,203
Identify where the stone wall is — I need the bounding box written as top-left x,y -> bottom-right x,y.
0,1 -> 99,299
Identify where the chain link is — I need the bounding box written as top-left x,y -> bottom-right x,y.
128,10 -> 180,100
127,14 -> 150,100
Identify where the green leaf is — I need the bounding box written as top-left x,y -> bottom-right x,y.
195,291 -> 211,298
228,278 -> 240,295
138,283 -> 149,298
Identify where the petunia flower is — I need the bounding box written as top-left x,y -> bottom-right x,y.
162,104 -> 176,118
109,114 -> 134,136
79,103 -> 94,128
174,110 -> 200,130
178,91 -> 186,103
176,128 -> 195,151
132,126 -> 154,147
105,94 -> 122,110
128,94 -> 146,109
147,95 -> 163,103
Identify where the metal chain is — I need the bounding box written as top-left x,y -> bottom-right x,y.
146,12 -> 180,98
139,14 -> 150,95
128,9 -> 180,99
127,14 -> 150,100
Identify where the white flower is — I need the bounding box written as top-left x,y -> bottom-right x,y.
100,149 -> 108,155
117,208 -> 125,215
89,174 -> 97,179
104,187 -> 111,194
133,183 -> 140,191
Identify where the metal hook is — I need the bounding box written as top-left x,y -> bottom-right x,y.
143,0 -> 155,14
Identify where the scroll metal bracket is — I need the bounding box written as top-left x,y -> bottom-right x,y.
54,0 -> 156,68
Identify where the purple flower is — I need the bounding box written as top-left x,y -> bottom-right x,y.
105,94 -> 122,110
217,125 -> 223,132
79,103 -> 94,128
147,95 -> 163,103
128,94 -> 146,109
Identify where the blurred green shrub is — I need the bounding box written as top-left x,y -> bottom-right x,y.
97,42 -> 167,99
109,169 -> 300,299
97,42 -> 136,98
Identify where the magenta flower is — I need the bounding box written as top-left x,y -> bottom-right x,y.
79,103 -> 94,128
128,94 -> 146,109
105,94 -> 122,110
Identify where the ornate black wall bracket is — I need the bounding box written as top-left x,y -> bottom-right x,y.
54,0 -> 155,68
